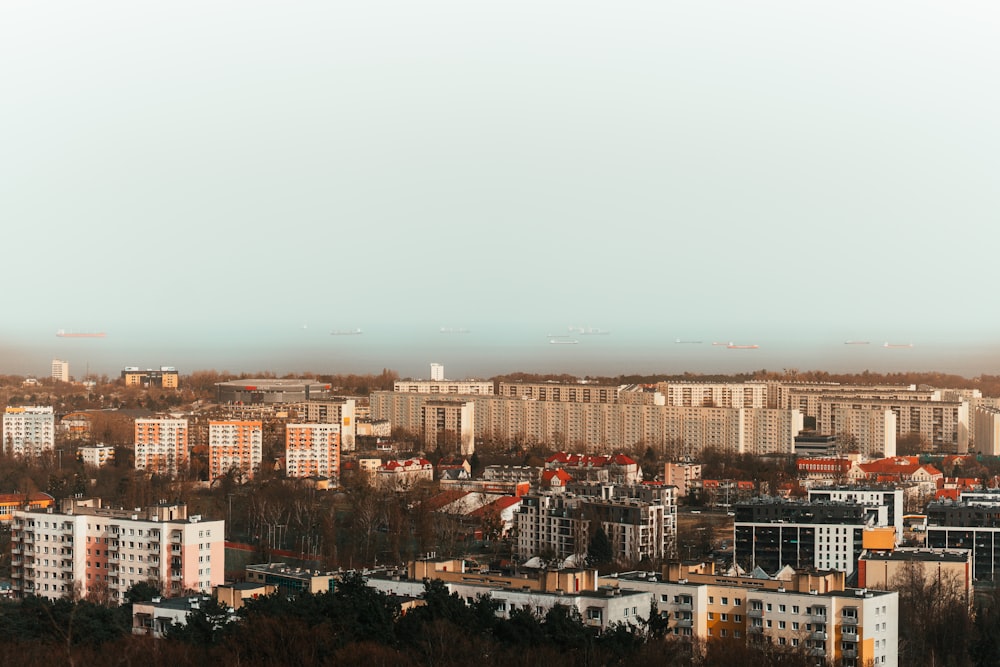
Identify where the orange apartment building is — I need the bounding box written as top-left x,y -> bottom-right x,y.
134,418 -> 190,477
209,420 -> 263,481
285,423 -> 341,479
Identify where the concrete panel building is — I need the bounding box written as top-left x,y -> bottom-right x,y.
209,420 -> 263,481
11,499 -> 223,602
134,418 -> 190,477
3,406 -> 55,457
285,423 -> 340,479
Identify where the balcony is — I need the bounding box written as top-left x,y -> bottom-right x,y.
809,614 -> 828,624
748,608 -> 764,618
675,602 -> 693,612
674,619 -> 693,628
842,649 -> 858,659
810,631 -> 827,641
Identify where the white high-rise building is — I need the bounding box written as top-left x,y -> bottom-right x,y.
51,359 -> 70,383
11,499 -> 224,602
3,406 -> 55,457
430,363 -> 445,381
134,418 -> 190,477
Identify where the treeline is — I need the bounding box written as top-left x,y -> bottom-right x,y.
0,577 -> 819,667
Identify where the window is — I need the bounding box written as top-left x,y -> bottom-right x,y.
721,597 -> 728,605
779,604 -> 786,613
721,614 -> 728,621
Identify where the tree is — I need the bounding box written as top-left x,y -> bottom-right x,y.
587,526 -> 613,568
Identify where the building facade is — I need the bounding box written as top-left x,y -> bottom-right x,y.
209,420 -> 263,481
3,406 -> 55,457
134,418 -> 190,477
51,359 -> 70,383
121,367 -> 180,389
284,423 -> 340,479
11,499 -> 223,602
293,398 -> 356,451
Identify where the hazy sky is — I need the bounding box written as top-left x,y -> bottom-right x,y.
3,2 -> 999,378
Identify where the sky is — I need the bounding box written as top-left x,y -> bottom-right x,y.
2,1 -> 999,380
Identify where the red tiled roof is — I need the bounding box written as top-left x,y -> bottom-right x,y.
541,469 -> 573,485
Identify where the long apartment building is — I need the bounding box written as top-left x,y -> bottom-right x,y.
371,391 -> 801,456
818,397 -> 969,453
515,484 -> 676,565
774,383 -> 922,413
653,381 -> 769,408
285,423 -> 340,479
208,420 -> 263,481
394,380 -> 494,395
496,382 -> 618,403
134,418 -> 190,477
604,562 -> 899,667
11,498 -> 223,602
3,406 -> 55,457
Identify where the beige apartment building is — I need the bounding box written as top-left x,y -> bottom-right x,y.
394,380 -> 494,395
774,383 -> 922,414
292,398 -> 356,451
603,562 -> 899,667
208,420 -> 263,481
496,382 -> 619,403
134,418 -> 190,477
653,381 -> 769,408
371,392 -> 801,456
828,407 -> 897,458
818,397 -> 968,453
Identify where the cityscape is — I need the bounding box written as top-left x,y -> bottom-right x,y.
2,359 -> 1000,665
5,1 -> 999,665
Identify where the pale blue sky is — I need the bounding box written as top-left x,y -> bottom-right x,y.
2,2 -> 999,378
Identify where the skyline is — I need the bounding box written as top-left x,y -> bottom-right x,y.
3,2 -> 999,380
12,325 -> 1000,381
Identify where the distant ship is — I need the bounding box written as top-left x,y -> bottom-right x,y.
711,342 -> 729,346
330,328 -> 363,336
56,330 -> 106,338
675,338 -> 703,344
440,327 -> 471,334
844,340 -> 870,345
727,343 -> 759,349
883,342 -> 914,349
579,328 -> 610,336
550,339 -> 579,345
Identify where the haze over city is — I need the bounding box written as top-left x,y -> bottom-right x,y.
3,1 -> 999,378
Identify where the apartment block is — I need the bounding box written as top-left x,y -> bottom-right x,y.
293,398 -> 356,451
3,406 -> 55,457
11,499 -> 223,602
394,380 -> 493,395
121,366 -> 180,389
209,420 -> 263,481
285,423 -> 340,479
926,498 -> 1000,581
818,397 -> 968,454
653,381 -> 769,408
78,445 -> 115,468
734,499 -> 892,576
420,399 -> 475,456
372,391 -> 800,456
808,487 -> 904,542
51,359 -> 70,383
601,563 -> 899,667
134,418 -> 189,477
496,382 -> 618,403
368,558 -> 647,633
973,405 -> 1000,455
775,383 -> 923,414
604,562 -> 899,667
515,485 -> 676,565
828,407 -> 897,458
